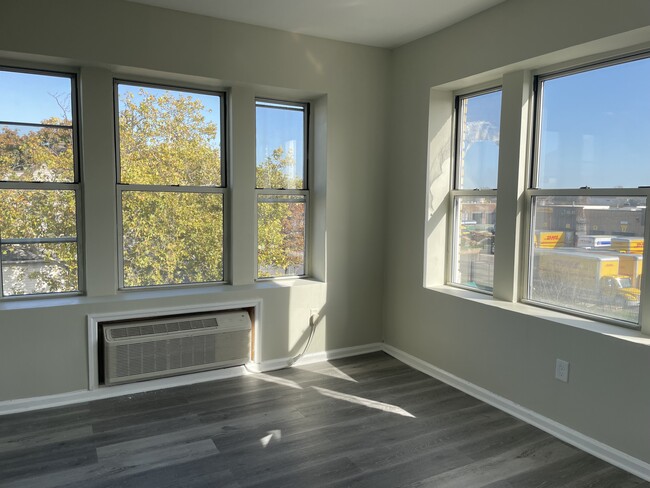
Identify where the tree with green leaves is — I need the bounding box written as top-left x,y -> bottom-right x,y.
0,117 -> 77,295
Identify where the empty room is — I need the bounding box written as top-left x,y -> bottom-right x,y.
0,0 -> 649,486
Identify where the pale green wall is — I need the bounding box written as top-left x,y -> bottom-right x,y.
385,0 -> 650,464
0,0 -> 388,400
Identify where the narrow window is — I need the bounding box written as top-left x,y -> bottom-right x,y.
256,100 -> 308,279
0,68 -> 81,297
116,82 -> 226,287
527,55 -> 650,326
450,89 -> 501,292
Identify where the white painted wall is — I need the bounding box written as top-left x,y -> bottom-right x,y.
0,0 -> 388,400
385,0 -> 650,464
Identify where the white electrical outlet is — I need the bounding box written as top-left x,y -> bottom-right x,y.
555,359 -> 570,382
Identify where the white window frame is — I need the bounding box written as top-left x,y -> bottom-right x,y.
447,86 -> 501,294
255,98 -> 310,281
114,79 -> 228,289
0,65 -> 83,299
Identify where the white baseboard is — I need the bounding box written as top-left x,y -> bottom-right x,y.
0,366 -> 247,416
382,343 -> 650,482
0,342 -> 383,416
241,343 -> 383,372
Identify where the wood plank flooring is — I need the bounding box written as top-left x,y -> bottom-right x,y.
0,352 -> 647,487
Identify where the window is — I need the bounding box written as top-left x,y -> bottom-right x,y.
0,67 -> 81,297
116,81 -> 226,288
527,55 -> 650,326
256,100 -> 308,279
449,89 -> 501,292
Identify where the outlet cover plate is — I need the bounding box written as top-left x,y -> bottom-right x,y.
555,359 -> 569,382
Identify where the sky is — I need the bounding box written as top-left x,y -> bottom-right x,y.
539,56 -> 650,189
4,56 -> 648,191
1,71 -> 304,180
256,102 -> 305,185
459,89 -> 501,190
0,70 -> 72,124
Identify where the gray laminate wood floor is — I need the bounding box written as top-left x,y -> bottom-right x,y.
0,352 -> 647,487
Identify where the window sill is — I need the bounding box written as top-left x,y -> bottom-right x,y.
0,278 -> 325,312
426,284 -> 650,346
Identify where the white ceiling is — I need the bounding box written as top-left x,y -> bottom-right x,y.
124,0 -> 506,48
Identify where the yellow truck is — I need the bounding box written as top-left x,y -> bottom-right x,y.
532,249 -> 640,308
534,231 -> 565,249
611,237 -> 644,255
617,254 -> 643,288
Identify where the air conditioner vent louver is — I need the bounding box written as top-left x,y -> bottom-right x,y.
102,310 -> 251,386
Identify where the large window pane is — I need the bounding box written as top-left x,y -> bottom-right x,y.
256,101 -> 305,189
452,196 -> 496,291
456,90 -> 501,190
529,196 -> 644,323
537,57 -> 650,189
122,191 -> 223,287
257,195 -> 306,278
0,189 -> 77,239
0,189 -> 78,295
117,84 -> 222,187
0,70 -> 73,125
0,124 -> 74,182
2,242 -> 78,296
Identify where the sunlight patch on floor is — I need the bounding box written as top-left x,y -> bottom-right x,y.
312,386 -> 415,418
254,373 -> 303,389
307,365 -> 358,383
260,429 -> 282,448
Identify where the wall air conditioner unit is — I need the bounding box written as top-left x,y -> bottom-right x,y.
102,309 -> 251,386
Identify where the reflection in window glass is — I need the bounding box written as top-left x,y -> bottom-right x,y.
528,196 -> 644,324
452,196 -> 496,291
256,101 -> 305,189
538,56 -> 650,189
257,195 -> 306,278
121,191 -> 223,287
456,90 -> 501,190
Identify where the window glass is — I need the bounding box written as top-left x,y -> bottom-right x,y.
256,101 -> 305,189
116,82 -> 225,288
452,196 -> 497,291
118,84 -> 222,187
257,195 -> 306,278
0,69 -> 80,297
529,196 -> 644,324
456,90 -> 501,190
537,57 -> 650,189
121,191 -> 223,287
450,89 -> 500,292
256,100 -> 308,279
